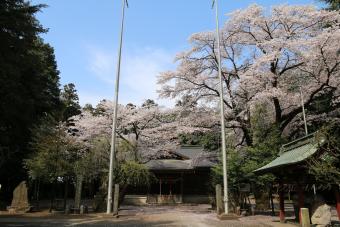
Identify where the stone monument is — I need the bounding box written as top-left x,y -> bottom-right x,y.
7,181 -> 31,213
311,204 -> 331,227
311,195 -> 332,227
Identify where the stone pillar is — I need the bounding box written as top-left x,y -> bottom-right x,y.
74,175 -> 83,209
216,184 -> 223,215
80,205 -> 84,214
65,204 -> 70,214
279,182 -> 285,223
9,181 -> 30,213
300,208 -> 311,227
113,184 -> 119,216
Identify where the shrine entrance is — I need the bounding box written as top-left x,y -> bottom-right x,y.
124,146 -> 216,205
148,173 -> 184,204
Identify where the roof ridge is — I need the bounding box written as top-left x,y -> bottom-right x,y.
280,132 -> 316,153
180,145 -> 203,148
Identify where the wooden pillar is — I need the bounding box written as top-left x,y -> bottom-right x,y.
297,184 -> 305,224
279,181 -> 285,223
269,184 -> 275,216
335,187 -> 340,221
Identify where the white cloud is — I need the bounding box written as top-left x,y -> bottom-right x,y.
86,46 -> 176,107
88,47 -> 115,85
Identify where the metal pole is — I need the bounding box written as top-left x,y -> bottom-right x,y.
107,0 -> 127,214
213,0 -> 229,214
300,87 -> 308,136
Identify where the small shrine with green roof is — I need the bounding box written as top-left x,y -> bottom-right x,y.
255,133 -> 340,223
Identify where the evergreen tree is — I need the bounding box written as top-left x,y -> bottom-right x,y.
83,103 -> 94,113
307,124 -> 340,188
0,0 -> 61,201
319,0 -> 340,10
141,99 -> 158,108
61,83 -> 81,122
211,104 -> 283,210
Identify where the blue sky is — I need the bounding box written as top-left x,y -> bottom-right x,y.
30,0 -> 323,107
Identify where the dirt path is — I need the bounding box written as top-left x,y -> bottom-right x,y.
0,205 -> 298,227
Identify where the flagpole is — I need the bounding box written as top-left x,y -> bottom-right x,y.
213,0 -> 229,214
107,0 -> 127,214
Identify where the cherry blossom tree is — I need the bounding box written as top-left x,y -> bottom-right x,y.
158,4 -> 340,145
70,100 -> 217,161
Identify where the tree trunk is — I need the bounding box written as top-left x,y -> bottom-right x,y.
254,189 -> 270,211
74,175 -> 83,209
118,184 -> 128,206
63,179 -> 68,210
49,181 -> 56,213
36,179 -> 40,210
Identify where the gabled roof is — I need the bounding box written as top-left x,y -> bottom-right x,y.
254,133 -> 323,174
172,145 -> 203,160
146,159 -> 192,171
145,145 -> 216,171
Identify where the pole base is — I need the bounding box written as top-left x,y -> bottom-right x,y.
217,213 -> 240,220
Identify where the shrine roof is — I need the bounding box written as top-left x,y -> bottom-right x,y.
254,133 -> 324,174
146,159 -> 192,170
145,145 -> 217,171
172,145 -> 203,160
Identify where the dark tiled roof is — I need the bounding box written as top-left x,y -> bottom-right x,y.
145,145 -> 217,171
172,145 -> 203,160
146,159 -> 192,170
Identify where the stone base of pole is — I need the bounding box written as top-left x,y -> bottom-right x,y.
217,213 -> 240,220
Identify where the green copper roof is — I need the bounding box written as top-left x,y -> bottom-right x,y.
254,133 -> 322,173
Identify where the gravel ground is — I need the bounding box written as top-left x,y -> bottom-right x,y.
0,205 -> 308,227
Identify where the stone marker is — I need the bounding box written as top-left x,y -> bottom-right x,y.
300,208 -> 311,227
65,204 -> 70,214
8,181 -> 30,213
311,204 -> 331,227
236,206 -> 241,216
250,204 -> 256,216
215,184 -> 223,215
240,210 -> 247,217
78,205 -> 88,214
113,184 -> 119,217
80,205 -> 85,214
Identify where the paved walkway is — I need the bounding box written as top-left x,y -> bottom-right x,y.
0,205 -> 298,227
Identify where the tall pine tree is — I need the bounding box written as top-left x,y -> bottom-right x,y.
0,0 -> 61,202
61,83 -> 81,122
